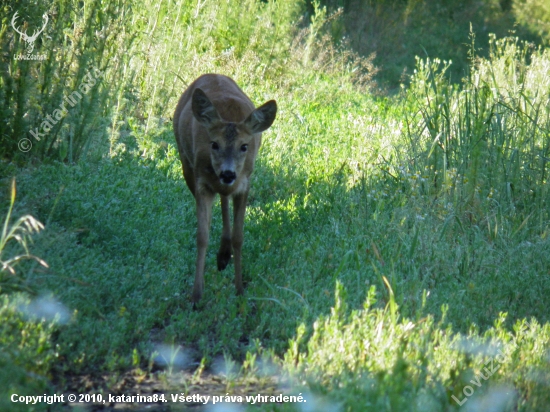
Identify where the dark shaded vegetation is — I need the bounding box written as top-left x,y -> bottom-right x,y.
319,0 -> 550,88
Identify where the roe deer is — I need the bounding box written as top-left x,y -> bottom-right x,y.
173,74 -> 277,304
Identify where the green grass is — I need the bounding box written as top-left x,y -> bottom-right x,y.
323,0 -> 550,89
1,0 -> 550,411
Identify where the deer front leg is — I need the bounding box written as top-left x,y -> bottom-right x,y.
232,190 -> 248,295
217,195 -> 232,271
192,191 -> 215,303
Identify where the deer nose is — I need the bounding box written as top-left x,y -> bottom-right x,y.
220,170 -> 236,185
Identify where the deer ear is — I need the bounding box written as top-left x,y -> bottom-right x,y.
192,88 -> 221,128
244,100 -> 277,134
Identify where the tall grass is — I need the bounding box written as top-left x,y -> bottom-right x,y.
320,0 -> 550,88
1,0 -> 378,163
0,180 -> 57,411
114,0 -> 375,138
114,0 -> 303,120
402,35 -> 549,235
3,0 -> 549,162
1,0 -> 132,162
1,179 -> 47,294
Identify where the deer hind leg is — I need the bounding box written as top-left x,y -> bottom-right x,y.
217,195 -> 232,271
232,191 -> 248,295
192,191 -> 215,303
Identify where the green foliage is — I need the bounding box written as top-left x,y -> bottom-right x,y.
0,0 -> 132,162
0,181 -> 57,410
513,0 -> 550,45
112,0 -> 304,134
404,35 -> 549,233
0,295 -> 58,376
319,0 -> 550,88
1,179 -> 47,294
283,283 -> 550,411
1,0 -> 549,410
0,295 -> 58,412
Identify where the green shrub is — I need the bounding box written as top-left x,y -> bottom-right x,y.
283,283 -> 550,411
0,0 -> 132,162
0,294 -> 60,412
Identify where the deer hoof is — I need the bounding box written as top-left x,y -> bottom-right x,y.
217,250 -> 231,271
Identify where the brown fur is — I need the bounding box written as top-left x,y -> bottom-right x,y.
173,74 -> 277,304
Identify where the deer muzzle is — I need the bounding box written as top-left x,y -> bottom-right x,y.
219,170 -> 236,185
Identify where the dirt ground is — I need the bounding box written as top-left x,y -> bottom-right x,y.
60,367 -> 292,411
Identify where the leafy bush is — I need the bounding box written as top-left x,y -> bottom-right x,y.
283,283 -> 550,411
0,0 -> 132,162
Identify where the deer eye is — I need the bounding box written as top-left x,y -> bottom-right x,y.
211,142 -> 219,150
240,144 -> 248,152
